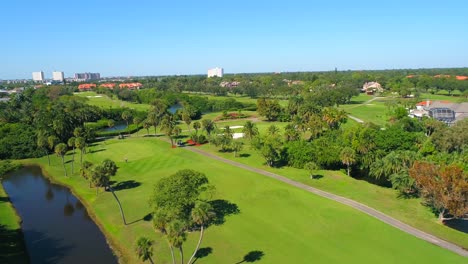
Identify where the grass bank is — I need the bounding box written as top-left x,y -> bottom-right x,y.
0,183 -> 29,263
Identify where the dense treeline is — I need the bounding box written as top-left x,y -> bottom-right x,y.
202,97 -> 467,220
0,86 -> 141,159
100,68 -> 468,99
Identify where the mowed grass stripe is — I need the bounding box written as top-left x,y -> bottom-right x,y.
27,137 -> 467,264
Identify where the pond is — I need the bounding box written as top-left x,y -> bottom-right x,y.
169,104 -> 182,114
2,166 -> 117,264
99,123 -> 127,132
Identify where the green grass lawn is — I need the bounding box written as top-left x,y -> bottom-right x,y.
418,93 -> 467,103
0,184 -> 28,263
74,92 -> 151,111
194,137 -> 468,250
23,136 -> 467,264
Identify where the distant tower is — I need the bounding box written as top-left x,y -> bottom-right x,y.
207,67 -> 224,78
52,71 -> 64,82
32,71 -> 44,82
335,67 -> 338,74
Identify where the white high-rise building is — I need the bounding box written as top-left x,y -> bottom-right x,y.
32,71 -> 44,82
207,67 -> 223,78
52,71 -> 64,82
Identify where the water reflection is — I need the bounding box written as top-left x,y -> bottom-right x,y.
45,187 -> 54,201
2,166 -> 117,264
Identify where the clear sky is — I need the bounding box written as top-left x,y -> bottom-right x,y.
1,0 -> 468,79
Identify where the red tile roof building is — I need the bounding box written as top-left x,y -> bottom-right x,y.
100,83 -> 116,89
118,83 -> 143,90
78,84 -> 97,90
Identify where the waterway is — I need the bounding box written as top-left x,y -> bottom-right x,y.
2,166 -> 117,264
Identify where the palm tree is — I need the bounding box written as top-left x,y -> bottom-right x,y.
192,121 -> 201,135
340,147 -> 356,177
201,119 -> 215,135
133,117 -> 141,136
67,137 -> 76,174
231,141 -> 244,157
55,143 -> 68,177
161,115 -> 177,147
37,132 -> 50,165
182,111 -> 192,134
75,137 -> 86,166
322,107 -> 347,129
242,121 -> 258,141
47,135 -> 59,161
223,125 -> 233,138
267,124 -> 279,136
167,220 -> 187,264
121,110 -> 132,128
152,211 -> 175,264
135,237 -> 154,264
107,119 -> 115,130
284,123 -> 300,141
187,202 -> 215,264
143,119 -> 151,136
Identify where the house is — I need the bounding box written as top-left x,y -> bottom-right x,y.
118,83 -> 143,90
100,83 -> 116,89
78,84 -> 97,91
362,82 -> 383,95
409,100 -> 468,125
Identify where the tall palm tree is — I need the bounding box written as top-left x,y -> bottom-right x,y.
143,119 -> 151,136
135,237 -> 154,264
75,137 -> 86,166
37,132 -> 50,165
167,220 -> 187,264
340,147 -> 356,177
223,125 -> 233,138
192,121 -> 201,135
161,115 -> 177,147
67,137 -> 76,174
201,119 -> 215,135
187,202 -> 215,264
121,110 -> 132,128
182,111 -> 192,134
55,143 -> 68,177
242,121 -> 258,141
47,135 -> 59,159
133,117 -> 141,136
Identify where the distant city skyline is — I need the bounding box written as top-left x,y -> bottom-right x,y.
1,0 -> 468,79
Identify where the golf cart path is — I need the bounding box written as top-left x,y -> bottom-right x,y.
181,144 -> 468,257
345,96 -> 383,123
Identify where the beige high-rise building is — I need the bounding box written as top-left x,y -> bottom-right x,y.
52,71 -> 64,82
207,67 -> 223,78
32,71 -> 44,82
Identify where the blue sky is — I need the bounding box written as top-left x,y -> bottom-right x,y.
1,0 -> 468,79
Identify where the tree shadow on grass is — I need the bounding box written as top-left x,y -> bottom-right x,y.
88,148 -> 106,154
239,153 -> 250,158
443,219 -> 468,234
208,199 -> 240,226
235,250 -> 264,263
109,180 -> 141,191
127,212 -> 153,225
0,196 -> 11,203
192,247 -> 213,264
310,174 -> 323,180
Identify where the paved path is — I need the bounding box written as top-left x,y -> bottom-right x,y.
347,115 -> 365,123
179,144 -> 468,257
345,96 -> 383,124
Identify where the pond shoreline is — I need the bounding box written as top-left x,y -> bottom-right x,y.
18,162 -> 126,263
0,180 -> 29,263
